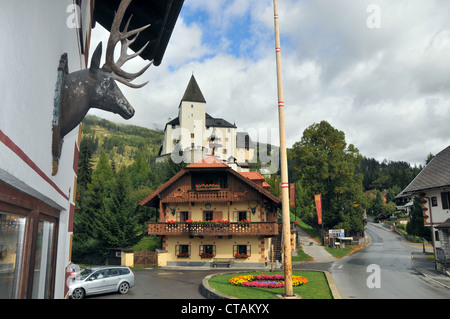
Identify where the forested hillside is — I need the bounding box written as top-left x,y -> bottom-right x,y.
73,116 -> 184,263
80,116 -> 164,167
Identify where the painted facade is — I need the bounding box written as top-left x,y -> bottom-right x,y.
141,156 -> 281,267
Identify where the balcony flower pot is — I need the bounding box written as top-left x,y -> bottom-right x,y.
166,220 -> 179,229
177,252 -> 190,258
196,184 -> 220,190
234,253 -> 249,259
237,220 -> 250,227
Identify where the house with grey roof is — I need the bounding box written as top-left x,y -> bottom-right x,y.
399,145 -> 450,273
157,75 -> 255,171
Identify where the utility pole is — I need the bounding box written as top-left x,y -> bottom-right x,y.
273,0 -> 293,297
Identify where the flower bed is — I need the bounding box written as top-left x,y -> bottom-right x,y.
229,274 -> 308,288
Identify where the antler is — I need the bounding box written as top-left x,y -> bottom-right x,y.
104,0 -> 152,88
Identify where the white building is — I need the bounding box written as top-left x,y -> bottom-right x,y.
399,145 -> 450,273
157,75 -> 255,171
0,0 -> 182,298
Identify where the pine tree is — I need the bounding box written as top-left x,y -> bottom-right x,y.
95,167 -> 143,247
407,196 -> 431,241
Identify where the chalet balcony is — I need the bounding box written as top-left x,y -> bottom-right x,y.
148,222 -> 279,237
188,189 -> 231,202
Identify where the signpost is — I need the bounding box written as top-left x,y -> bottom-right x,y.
329,229 -> 345,249
329,229 -> 345,238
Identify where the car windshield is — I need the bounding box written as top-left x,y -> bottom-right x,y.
78,268 -> 95,280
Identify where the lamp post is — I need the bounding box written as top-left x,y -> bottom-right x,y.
273,0 -> 293,297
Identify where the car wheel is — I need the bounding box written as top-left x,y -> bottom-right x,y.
118,282 -> 129,294
71,288 -> 85,299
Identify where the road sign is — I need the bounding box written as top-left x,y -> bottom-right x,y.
329,229 -> 344,238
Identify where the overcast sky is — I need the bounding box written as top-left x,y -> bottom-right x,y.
89,0 -> 450,167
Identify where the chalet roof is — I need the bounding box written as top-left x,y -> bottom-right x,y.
181,75 -> 206,103
139,156 -> 281,207
186,156 -> 229,168
94,0 -> 184,66
401,145 -> 450,194
240,172 -> 271,190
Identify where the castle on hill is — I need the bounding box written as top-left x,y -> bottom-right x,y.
156,75 -> 255,172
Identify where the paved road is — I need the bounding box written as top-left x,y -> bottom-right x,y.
88,268 -> 237,299
89,222 -> 449,300
330,223 -> 449,299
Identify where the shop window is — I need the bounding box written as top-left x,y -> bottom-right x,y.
0,212 -> 27,299
0,181 -> 59,299
32,219 -> 55,299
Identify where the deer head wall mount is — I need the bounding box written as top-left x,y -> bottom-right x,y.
52,0 -> 150,175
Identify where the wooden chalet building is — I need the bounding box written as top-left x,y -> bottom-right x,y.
140,156 -> 281,267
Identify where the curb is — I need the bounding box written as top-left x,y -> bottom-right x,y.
412,266 -> 450,290
323,270 -> 342,299
200,273 -> 237,299
200,270 -> 342,299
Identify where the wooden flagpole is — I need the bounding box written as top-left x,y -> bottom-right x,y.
273,0 -> 293,297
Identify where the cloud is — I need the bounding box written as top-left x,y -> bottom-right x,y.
89,0 -> 450,167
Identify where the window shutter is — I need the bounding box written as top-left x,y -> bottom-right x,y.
441,192 -> 449,209
213,211 -> 222,220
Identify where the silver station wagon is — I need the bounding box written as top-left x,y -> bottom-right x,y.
69,266 -> 135,299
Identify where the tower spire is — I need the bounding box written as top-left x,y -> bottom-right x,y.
181,74 -> 206,103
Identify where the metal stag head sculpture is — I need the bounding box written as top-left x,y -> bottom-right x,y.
52,0 -> 151,175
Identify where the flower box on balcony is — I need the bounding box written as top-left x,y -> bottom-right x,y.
177,252 -> 190,258
195,184 -> 220,190
200,252 -> 214,258
234,253 -> 249,259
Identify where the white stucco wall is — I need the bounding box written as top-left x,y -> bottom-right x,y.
0,0 -> 92,298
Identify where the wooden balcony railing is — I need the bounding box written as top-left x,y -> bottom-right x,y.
188,190 -> 231,202
148,222 -> 279,237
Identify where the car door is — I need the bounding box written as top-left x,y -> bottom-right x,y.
84,270 -> 108,295
103,268 -> 120,292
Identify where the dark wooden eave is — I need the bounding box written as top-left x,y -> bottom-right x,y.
94,0 -> 184,66
139,161 -> 281,208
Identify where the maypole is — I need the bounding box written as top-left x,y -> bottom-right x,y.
273,0 -> 293,296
